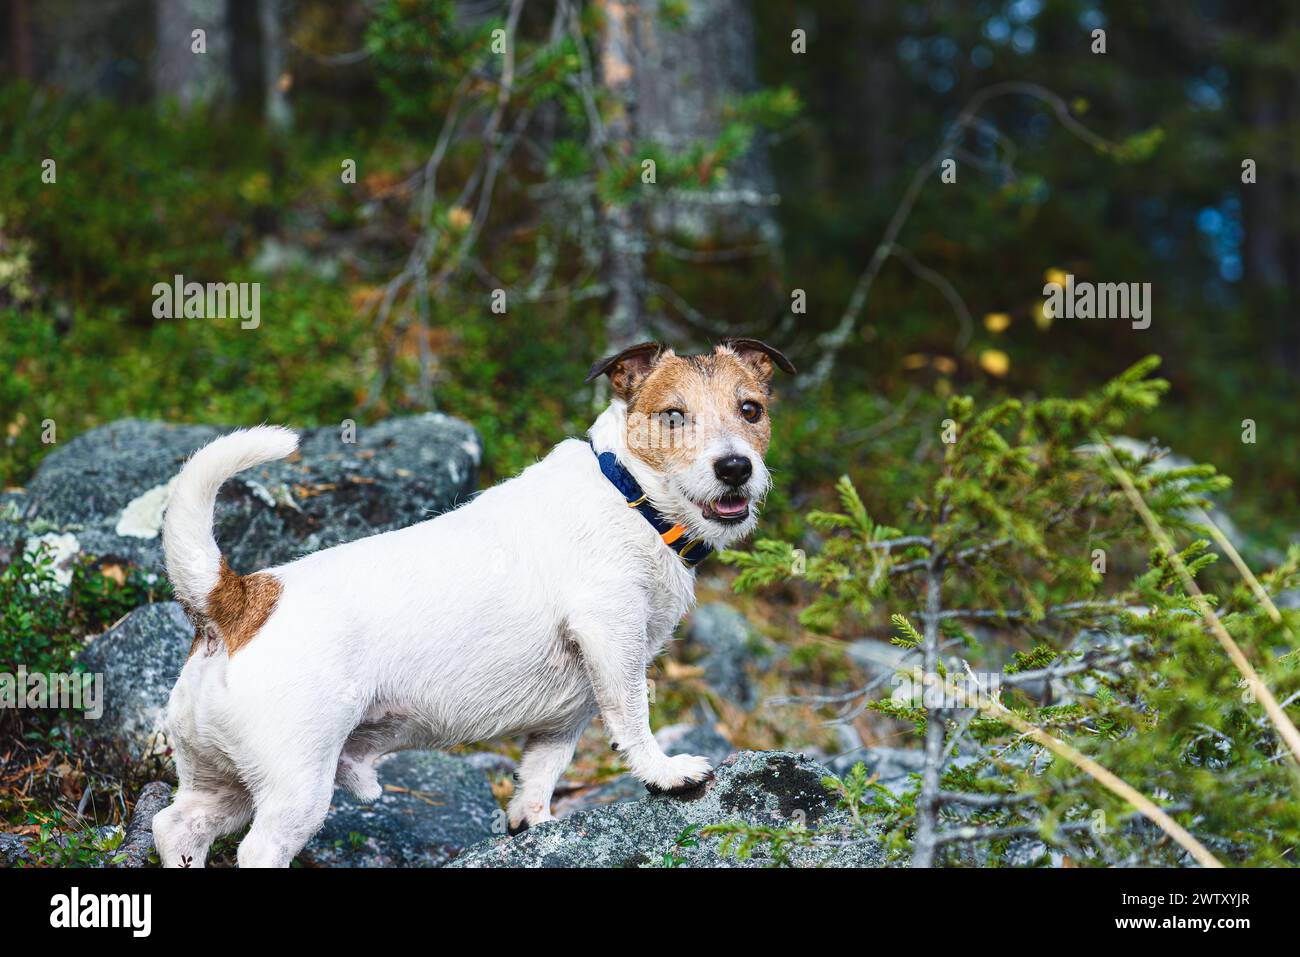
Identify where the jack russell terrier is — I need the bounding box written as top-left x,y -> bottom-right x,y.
152,338 -> 794,867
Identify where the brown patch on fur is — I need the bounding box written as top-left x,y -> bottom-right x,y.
199,559 -> 283,656
625,347 -> 773,471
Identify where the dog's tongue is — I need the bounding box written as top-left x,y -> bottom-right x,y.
713,497 -> 749,517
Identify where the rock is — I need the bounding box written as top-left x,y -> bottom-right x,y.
686,603 -> 766,707
845,639 -> 913,683
553,774 -> 647,819
461,751 -> 518,778
76,602 -> 192,761
825,745 -> 923,786
451,750 -> 887,868
6,414 -> 480,578
553,722 -> 735,819
299,751 -> 500,868
653,721 -> 735,766
0,832 -> 31,866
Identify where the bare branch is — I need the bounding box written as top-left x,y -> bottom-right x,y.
808,82 -> 1119,387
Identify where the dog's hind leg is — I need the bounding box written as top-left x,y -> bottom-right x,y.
335,721 -> 397,803
507,714 -> 593,832
153,785 -> 253,868
335,716 -> 441,802
237,758 -> 337,868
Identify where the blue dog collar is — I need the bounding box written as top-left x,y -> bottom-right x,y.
591,443 -> 712,568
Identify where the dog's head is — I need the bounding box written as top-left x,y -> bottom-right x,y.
587,339 -> 796,548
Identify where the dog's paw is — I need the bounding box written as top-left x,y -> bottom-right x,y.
336,758 -> 383,803
644,753 -> 714,796
507,794 -> 555,835
351,777 -> 384,803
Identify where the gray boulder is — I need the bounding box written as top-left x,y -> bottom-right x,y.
452,750 -> 887,868
300,751 -> 501,868
653,721 -> 735,766
845,639 -> 913,683
76,602 -> 193,761
686,603 -> 767,708
0,833 -> 31,866
461,751 -> 518,779
553,774 -> 648,819
4,414 -> 480,578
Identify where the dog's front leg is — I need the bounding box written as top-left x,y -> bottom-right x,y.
572,620 -> 713,794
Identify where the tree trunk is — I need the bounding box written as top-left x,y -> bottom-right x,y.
595,0 -> 650,351
593,0 -> 778,350
258,0 -> 292,129
856,0 -> 897,193
154,0 -> 228,110
7,0 -> 34,81
1241,71 -> 1286,289
631,0 -> 780,245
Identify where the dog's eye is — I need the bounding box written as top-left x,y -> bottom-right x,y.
662,409 -> 687,429
740,400 -> 764,423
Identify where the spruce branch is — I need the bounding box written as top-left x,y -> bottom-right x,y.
1094,435 -> 1300,774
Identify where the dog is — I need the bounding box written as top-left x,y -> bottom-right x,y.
151,338 -> 794,867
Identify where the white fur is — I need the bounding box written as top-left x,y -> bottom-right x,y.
154,403 -> 767,868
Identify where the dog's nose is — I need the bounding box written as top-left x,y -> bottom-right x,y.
713,455 -> 753,488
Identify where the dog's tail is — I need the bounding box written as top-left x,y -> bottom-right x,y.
163,425 -> 298,614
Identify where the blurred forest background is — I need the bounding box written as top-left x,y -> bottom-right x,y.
2,0 -> 1296,538
2,0 -> 1300,867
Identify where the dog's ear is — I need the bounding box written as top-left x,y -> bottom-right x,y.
719,338 -> 797,387
586,341 -> 668,401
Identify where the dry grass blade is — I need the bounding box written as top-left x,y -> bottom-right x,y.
981,688 -> 1223,868
1193,506 -> 1292,635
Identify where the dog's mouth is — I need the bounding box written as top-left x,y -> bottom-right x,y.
701,494 -> 750,525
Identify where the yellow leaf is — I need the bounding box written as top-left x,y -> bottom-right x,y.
448,206 -> 472,230
983,312 -> 1011,333
1034,300 -> 1054,330
1044,267 -> 1069,288
902,353 -> 929,370
99,563 -> 126,586
980,349 -> 1010,377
